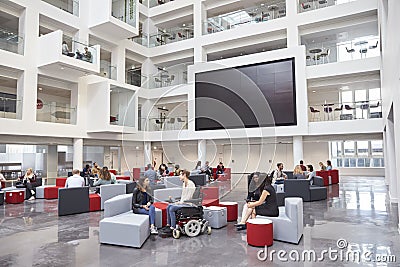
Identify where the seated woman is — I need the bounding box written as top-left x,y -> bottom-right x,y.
93,166 -> 117,186
131,177 -> 158,234
17,168 -> 37,200
293,165 -> 306,179
319,161 -> 327,171
158,163 -> 169,177
164,170 -> 196,232
326,160 -> 333,170
235,172 -> 264,229
306,164 -> 316,184
236,173 -> 279,230
173,164 -> 181,176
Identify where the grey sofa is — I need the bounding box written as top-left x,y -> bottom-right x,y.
99,184 -> 126,210
189,174 -> 207,186
58,187 -> 90,216
284,179 -> 327,202
153,187 -> 182,202
257,197 -> 303,244
164,176 -> 182,188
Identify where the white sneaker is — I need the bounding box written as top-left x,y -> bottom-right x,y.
28,196 -> 35,200
31,190 -> 35,195
150,226 -> 158,235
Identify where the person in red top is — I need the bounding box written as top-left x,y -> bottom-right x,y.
299,160 -> 307,172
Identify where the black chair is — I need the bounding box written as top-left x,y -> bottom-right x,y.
309,106 -> 320,121
345,104 -> 355,111
334,105 -> 343,112
346,47 -> 355,53
369,41 -> 378,49
58,187 -> 90,216
126,182 -> 137,194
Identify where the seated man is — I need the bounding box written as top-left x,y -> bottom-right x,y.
272,162 -> 287,185
200,161 -> 213,181
82,47 -> 92,62
16,168 -> 37,200
164,170 -> 196,232
65,169 -> 85,188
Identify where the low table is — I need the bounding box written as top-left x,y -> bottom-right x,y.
203,206 -> 227,228
247,218 -> 273,247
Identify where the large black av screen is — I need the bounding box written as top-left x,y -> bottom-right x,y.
195,58 -> 296,131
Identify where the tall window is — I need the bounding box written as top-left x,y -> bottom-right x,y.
330,140 -> 384,168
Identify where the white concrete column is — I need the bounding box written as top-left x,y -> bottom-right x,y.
286,0 -> 300,48
194,0 -> 207,62
293,136 -> 304,168
198,139 -> 207,165
111,44 -> 126,83
386,120 -> 398,203
144,141 -> 152,166
73,138 -> 83,170
47,145 -> 58,178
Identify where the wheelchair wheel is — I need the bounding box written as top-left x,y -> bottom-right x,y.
184,220 -> 201,237
173,229 -> 181,239
207,226 -> 212,235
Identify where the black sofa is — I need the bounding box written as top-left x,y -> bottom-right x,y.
58,187 -> 90,216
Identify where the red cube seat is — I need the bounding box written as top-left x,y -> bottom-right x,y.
56,178 -> 67,187
5,190 -> 25,204
116,176 -> 130,181
44,187 -> 61,199
89,194 -> 101,211
153,202 -> 168,226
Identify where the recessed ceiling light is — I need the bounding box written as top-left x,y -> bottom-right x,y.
261,3 -> 265,6
182,23 -> 186,27
153,146 -> 157,149
312,90 -> 316,93
60,67 -> 64,70
135,146 -> 140,149
38,87 -> 42,91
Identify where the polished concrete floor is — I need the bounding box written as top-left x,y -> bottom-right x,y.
0,176 -> 399,267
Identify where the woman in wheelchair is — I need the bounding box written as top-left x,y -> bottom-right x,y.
131,177 -> 158,235
236,173 -> 279,230
164,170 -> 196,232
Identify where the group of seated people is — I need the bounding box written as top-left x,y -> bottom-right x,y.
193,161 -> 225,181
62,41 -> 92,62
131,169 -> 195,235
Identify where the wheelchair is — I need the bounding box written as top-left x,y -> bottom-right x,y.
172,205 -> 212,239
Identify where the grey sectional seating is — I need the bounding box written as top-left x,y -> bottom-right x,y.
284,179 -> 327,202
164,176 -> 182,188
257,197 -> 303,244
100,212 -> 150,248
99,184 -> 126,210
151,184 -> 166,190
104,193 -> 162,228
117,180 -> 137,194
153,188 -> 182,202
58,187 -> 90,216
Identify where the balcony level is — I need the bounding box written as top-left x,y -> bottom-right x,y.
37,30 -> 100,82
86,77 -> 137,133
89,0 -> 139,40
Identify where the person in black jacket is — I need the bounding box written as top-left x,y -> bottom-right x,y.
132,177 -> 158,234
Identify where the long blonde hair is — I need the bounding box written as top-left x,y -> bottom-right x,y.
293,165 -> 303,175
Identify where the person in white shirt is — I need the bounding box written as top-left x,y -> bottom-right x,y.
65,169 -> 85,188
0,171 -> 6,190
165,170 -> 196,230
272,162 -> 287,184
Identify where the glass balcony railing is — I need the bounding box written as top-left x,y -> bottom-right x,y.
131,33 -> 149,46
112,0 -> 137,27
62,36 -> 98,64
99,65 -> 117,80
126,71 -> 148,87
298,0 -> 357,13
36,103 -> 77,124
41,0 -> 79,16
148,26 -> 194,47
204,2 -> 286,34
305,37 -> 379,66
308,100 -> 382,122
139,116 -> 188,131
0,97 -> 21,119
146,68 -> 188,89
0,28 -> 24,55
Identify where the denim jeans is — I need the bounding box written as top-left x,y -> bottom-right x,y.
167,204 -> 187,228
135,205 -> 156,225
